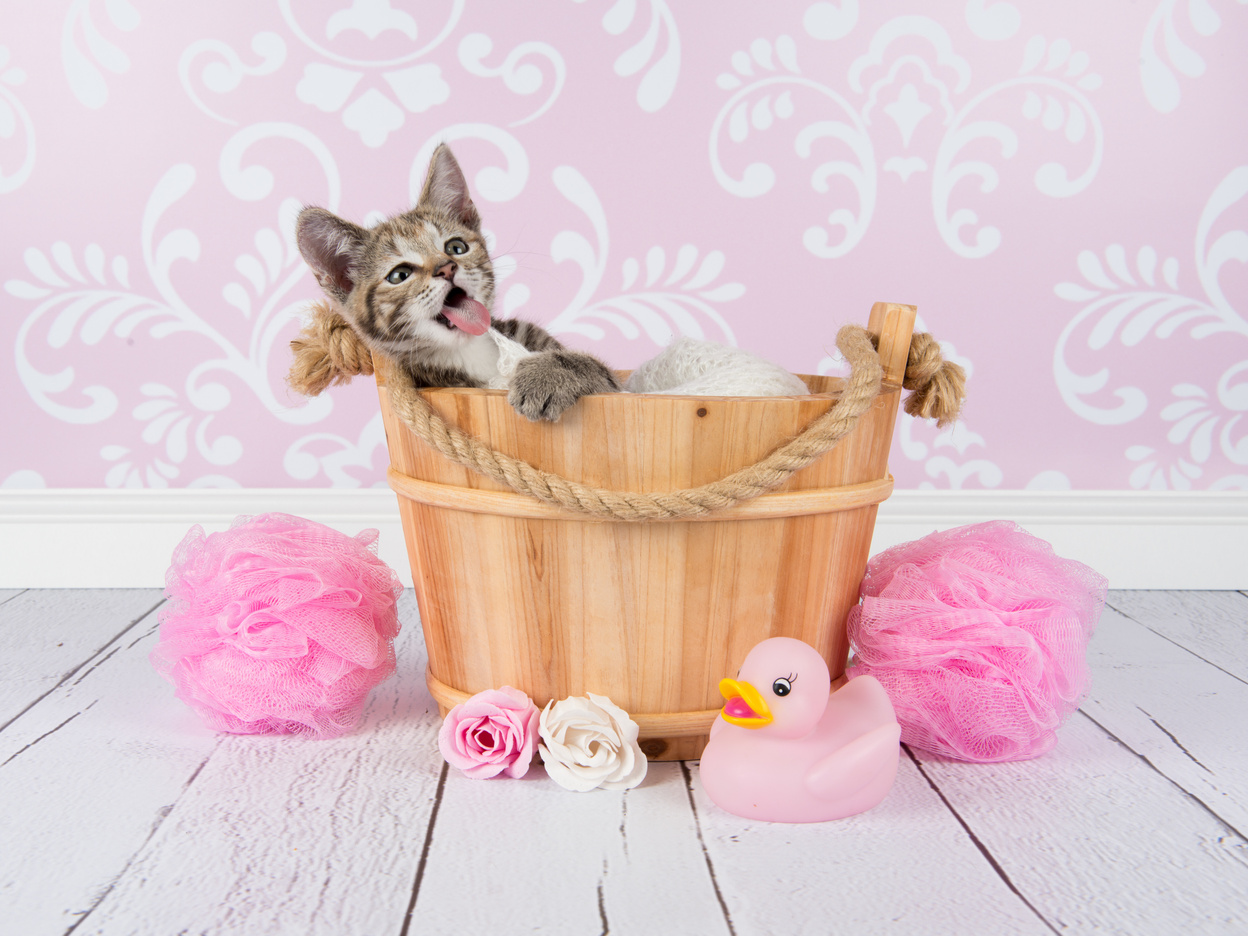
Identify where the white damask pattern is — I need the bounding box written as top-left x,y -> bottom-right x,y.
540,166 -> 743,346
62,0 -> 140,109
2,2 -> 1244,490
711,17 -> 1103,259
180,33 -> 288,125
284,413 -> 389,489
284,0 -> 459,147
1054,166 -> 1248,489
571,0 -> 680,112
1140,0 -> 1248,114
457,34 -> 565,126
964,0 -> 1022,41
0,46 -> 34,194
8,156 -> 335,485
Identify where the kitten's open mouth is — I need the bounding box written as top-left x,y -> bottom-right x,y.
436,287 -> 490,336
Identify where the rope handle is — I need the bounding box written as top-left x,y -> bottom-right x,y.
288,304 -> 966,521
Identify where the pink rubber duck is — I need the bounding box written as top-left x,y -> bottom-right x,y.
699,637 -> 901,822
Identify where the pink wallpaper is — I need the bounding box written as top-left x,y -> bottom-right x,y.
3,1 -> 1246,491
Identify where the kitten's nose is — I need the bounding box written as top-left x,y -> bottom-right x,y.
433,259 -> 457,281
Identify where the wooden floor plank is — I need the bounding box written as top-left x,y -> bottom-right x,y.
1107,590 -> 1248,683
1081,605 -> 1248,835
412,761 -> 731,935
0,589 -> 164,729
913,715 -> 1248,934
5,588 -> 1247,934
0,594 -> 218,935
73,593 -> 445,936
687,752 -> 1054,936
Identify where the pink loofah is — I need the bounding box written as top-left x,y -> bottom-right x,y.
846,521 -> 1107,763
151,513 -> 403,738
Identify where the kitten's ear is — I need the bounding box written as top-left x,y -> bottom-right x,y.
417,144 -> 481,231
296,207 -> 367,304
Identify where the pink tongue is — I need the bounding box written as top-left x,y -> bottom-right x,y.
724,697 -> 758,720
442,295 -> 490,336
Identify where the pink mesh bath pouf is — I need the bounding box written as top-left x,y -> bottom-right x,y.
150,513 -> 403,738
846,521 -> 1107,763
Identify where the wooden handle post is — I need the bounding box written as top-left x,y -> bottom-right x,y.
867,302 -> 918,388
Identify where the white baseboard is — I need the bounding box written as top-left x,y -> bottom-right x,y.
1,489 -> 1245,590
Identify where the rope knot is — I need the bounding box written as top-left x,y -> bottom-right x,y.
902,333 -> 965,427
287,301 -> 374,397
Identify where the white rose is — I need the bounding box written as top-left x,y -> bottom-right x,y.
538,693 -> 648,792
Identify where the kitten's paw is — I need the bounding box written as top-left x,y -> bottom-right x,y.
507,350 -> 619,422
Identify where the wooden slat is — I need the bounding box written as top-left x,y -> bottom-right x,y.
688,754 -> 1055,935
913,714 -> 1248,933
1079,603 -> 1248,834
69,593 -> 445,935
0,589 -> 164,728
1107,590 -> 1248,682
0,589 -> 215,935
5,588 -> 1247,932
413,762 -> 731,935
906,595 -> 1248,933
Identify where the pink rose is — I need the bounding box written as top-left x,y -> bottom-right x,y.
438,686 -> 539,779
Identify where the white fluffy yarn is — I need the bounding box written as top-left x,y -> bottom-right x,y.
484,328 -> 534,389
624,337 -> 810,397
483,331 -> 809,398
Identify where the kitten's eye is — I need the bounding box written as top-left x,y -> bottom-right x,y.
772,678 -> 792,697
386,265 -> 413,284
445,238 -> 469,256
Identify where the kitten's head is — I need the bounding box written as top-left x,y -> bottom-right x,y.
296,144 -> 495,357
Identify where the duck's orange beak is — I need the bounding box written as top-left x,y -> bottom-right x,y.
718,678 -> 773,729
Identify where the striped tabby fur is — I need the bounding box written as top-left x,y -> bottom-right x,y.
296,144 -> 619,421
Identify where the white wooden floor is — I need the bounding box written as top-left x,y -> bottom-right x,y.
2,589 -> 1246,935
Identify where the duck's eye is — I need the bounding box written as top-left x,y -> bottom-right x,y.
445,238 -> 469,256
772,677 -> 792,697
386,265 -> 413,284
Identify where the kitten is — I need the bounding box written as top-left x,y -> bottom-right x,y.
295,143 -> 620,421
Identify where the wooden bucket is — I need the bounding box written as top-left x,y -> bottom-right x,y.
378,303 -> 916,760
